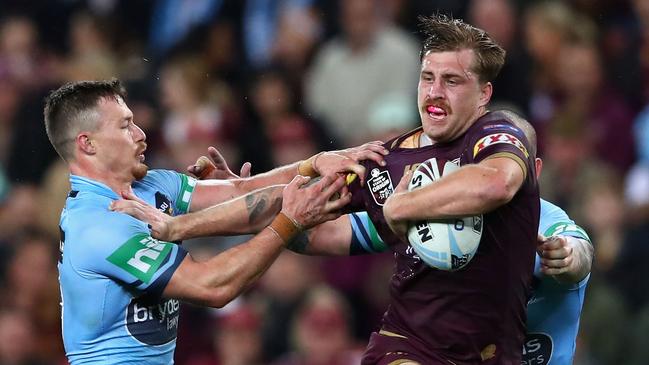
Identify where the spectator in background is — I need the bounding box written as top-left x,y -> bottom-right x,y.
538,113 -> 615,222
625,104 -> 649,220
270,6 -> 323,86
468,0 -> 531,113
248,67 -> 325,167
0,308 -> 53,365
253,252 -> 317,362
0,15 -> 53,92
0,233 -> 63,363
185,303 -> 264,365
305,0 -> 419,146
158,54 -> 241,171
63,11 -> 118,82
272,285 -> 363,365
523,1 -> 579,134
149,0 -> 223,57
554,41 -> 636,172
243,0 -> 316,69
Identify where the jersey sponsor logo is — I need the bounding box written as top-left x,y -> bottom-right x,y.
544,222 -> 590,241
473,133 -> 529,158
107,234 -> 173,283
522,333 -> 553,365
155,192 -> 174,216
367,168 -> 394,206
126,295 -> 180,345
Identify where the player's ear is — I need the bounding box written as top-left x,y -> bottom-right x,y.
479,82 -> 492,108
76,133 -> 96,155
535,157 -> 543,178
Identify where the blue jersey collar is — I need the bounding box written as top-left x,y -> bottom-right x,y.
69,175 -> 120,200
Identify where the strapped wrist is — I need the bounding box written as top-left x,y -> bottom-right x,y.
268,212 -> 304,244
297,152 -> 323,177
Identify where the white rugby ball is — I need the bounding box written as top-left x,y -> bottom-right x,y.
407,158 -> 483,271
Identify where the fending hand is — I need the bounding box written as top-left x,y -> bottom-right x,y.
310,141 -> 388,186
187,146 -> 252,180
537,234 -> 573,275
110,190 -> 175,241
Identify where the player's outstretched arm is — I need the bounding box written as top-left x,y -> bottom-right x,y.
384,156 -> 525,236
187,143 -> 388,211
287,215 -> 353,256
538,234 -> 594,284
162,174 -> 350,308
111,185 -> 284,241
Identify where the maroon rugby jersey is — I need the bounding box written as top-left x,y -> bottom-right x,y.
347,111 -> 540,364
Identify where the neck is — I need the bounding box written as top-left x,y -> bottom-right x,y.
70,162 -> 132,196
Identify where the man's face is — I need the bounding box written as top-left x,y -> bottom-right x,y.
417,49 -> 491,143
92,96 -> 148,181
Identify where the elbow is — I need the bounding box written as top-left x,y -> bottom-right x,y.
479,175 -> 518,207
202,286 -> 239,308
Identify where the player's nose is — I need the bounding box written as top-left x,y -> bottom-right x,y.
131,123 -> 147,142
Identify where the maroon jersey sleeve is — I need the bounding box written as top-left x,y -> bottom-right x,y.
467,117 -> 532,176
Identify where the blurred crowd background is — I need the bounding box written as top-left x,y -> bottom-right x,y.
0,0 -> 647,364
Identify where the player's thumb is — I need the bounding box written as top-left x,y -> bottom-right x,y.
240,162 -> 252,178
291,174 -> 312,190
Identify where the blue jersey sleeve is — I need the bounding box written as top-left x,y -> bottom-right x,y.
70,211 -> 187,298
142,170 -> 197,214
539,199 -> 591,242
349,212 -> 387,255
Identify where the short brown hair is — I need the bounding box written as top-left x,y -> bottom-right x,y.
419,14 -> 506,83
44,79 -> 126,161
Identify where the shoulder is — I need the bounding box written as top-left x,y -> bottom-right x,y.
139,169 -> 183,186
540,199 -> 569,221
467,110 -> 532,160
64,202 -> 148,262
471,110 -> 527,135
388,127 -> 423,150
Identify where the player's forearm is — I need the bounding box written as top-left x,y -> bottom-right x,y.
236,164 -> 298,191
238,154 -> 322,192
385,164 -> 519,222
170,185 -> 284,240
553,237 -> 594,284
194,227 -> 288,307
286,224 -> 352,256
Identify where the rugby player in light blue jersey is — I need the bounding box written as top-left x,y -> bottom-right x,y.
45,79 -> 387,365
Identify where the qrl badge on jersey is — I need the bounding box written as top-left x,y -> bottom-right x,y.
367,168 -> 394,206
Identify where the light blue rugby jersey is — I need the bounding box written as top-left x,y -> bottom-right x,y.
58,170 -> 196,365
349,198 -> 590,365
523,199 -> 590,365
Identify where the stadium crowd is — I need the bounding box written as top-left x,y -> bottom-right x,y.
0,0 -> 647,364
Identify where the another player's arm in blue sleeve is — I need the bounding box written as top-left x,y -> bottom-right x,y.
114,183 -> 284,242
539,200 -> 594,284
287,212 -> 386,256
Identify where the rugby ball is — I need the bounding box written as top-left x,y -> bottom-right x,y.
407,158 -> 483,271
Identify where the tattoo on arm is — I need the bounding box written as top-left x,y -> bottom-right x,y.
287,231 -> 310,254
245,186 -> 283,225
245,192 -> 267,224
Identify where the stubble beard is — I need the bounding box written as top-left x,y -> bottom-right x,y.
133,163 -> 148,181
